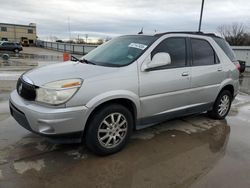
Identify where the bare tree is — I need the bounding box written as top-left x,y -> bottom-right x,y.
217,23 -> 250,46
97,38 -> 104,45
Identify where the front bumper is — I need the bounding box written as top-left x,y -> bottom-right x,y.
9,90 -> 89,141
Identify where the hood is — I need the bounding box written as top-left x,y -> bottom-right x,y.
24,61 -> 116,86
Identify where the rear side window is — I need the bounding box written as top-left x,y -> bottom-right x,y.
191,39 -> 217,66
213,37 -> 237,62
151,37 -> 187,68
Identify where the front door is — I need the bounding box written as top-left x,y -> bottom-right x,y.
139,37 -> 191,120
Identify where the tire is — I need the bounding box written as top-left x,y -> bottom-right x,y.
14,49 -> 19,53
85,104 -> 133,156
208,90 -> 232,120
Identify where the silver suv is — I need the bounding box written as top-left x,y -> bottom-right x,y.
10,32 -> 239,155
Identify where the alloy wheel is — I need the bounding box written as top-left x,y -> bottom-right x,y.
218,95 -> 230,117
97,113 -> 128,149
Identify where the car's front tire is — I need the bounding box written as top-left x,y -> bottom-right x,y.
85,104 -> 133,155
208,90 -> 232,120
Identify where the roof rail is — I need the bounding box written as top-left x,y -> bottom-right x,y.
154,31 -> 221,38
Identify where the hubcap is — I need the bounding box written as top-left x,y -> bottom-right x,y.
98,113 -> 128,149
218,95 -> 230,117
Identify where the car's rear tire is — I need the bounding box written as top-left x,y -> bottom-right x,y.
85,104 -> 133,156
208,90 -> 232,120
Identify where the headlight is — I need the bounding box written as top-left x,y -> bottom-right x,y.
36,79 -> 82,105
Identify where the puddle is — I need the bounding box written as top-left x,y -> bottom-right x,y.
13,159 -> 45,174
0,52 -> 63,71
1,52 -> 62,62
239,74 -> 250,95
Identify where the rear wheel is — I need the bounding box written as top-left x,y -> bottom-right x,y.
208,90 -> 232,119
85,104 -> 133,155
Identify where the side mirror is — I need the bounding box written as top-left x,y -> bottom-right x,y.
145,52 -> 171,70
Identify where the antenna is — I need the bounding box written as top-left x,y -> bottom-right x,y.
198,0 -> 205,32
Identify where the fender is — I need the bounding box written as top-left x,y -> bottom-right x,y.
218,78 -> 237,96
85,90 -> 141,118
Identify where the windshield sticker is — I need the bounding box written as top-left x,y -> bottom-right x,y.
128,43 -> 147,50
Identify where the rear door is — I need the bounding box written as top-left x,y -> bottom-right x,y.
139,37 -> 191,119
189,38 -> 225,107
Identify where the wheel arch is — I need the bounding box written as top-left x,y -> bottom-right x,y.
217,78 -> 237,98
83,91 -> 140,136
219,84 -> 234,98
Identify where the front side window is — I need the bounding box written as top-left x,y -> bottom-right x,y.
151,37 -> 187,68
83,35 -> 157,67
191,38 -> 217,66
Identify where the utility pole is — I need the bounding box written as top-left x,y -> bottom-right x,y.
14,25 -> 16,42
198,0 -> 205,32
68,16 -> 71,41
85,34 -> 88,44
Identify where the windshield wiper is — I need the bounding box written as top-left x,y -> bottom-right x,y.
80,59 -> 96,65
71,56 -> 95,65
71,55 -> 81,62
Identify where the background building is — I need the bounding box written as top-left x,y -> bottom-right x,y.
0,23 -> 36,45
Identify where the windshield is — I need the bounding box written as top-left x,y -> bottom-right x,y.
83,35 -> 157,67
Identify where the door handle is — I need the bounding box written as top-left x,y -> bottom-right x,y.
182,72 -> 189,76
217,67 -> 223,71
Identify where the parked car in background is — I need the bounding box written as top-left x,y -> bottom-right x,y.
21,37 -> 29,47
10,32 -> 239,155
0,41 -> 23,53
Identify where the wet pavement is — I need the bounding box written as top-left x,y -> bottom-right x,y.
0,47 -> 64,69
0,47 -> 65,91
1,93 -> 250,188
0,63 -> 250,187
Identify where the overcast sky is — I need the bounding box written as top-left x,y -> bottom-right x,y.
0,0 -> 249,40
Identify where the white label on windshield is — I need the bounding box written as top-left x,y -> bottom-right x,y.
128,43 -> 147,50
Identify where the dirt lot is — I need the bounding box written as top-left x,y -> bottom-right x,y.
0,47 -> 250,188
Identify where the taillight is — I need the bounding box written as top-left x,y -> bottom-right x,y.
234,62 -> 241,72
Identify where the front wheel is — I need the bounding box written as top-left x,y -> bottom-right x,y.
85,104 -> 133,155
208,90 -> 232,119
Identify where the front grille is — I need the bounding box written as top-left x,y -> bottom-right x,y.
9,101 -> 33,132
16,77 -> 36,101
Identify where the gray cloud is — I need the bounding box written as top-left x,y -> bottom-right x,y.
0,0 -> 249,39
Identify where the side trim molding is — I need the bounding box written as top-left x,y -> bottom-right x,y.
136,102 -> 213,130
